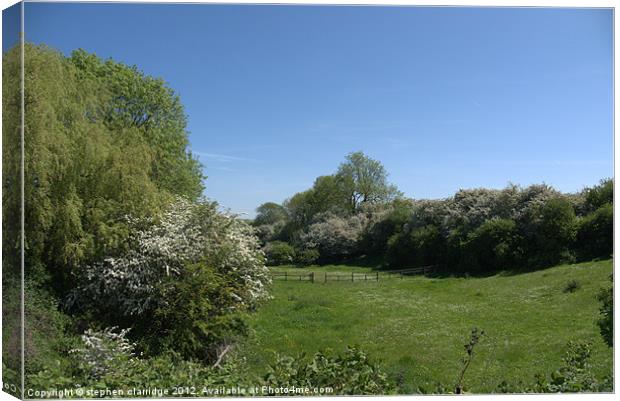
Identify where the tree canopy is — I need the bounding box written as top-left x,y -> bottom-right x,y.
337,151 -> 402,211
2,44 -> 205,288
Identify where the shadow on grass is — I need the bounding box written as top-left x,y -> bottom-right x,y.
288,256 -> 614,281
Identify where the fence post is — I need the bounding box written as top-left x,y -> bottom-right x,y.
285,271 -> 287,281
365,274 -> 367,281
310,272 -> 314,283
376,272 -> 379,281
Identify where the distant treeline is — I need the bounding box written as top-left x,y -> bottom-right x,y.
254,152 -> 612,273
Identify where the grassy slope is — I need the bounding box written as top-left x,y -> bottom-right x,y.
243,259 -> 613,393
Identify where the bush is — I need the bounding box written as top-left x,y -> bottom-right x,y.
386,225 -> 444,268
2,278 -> 74,379
584,178 -> 613,212
71,327 -> 136,380
300,213 -> 368,261
149,260 -> 252,360
295,248 -> 320,265
67,198 -> 270,359
361,199 -> 413,256
461,219 -> 520,273
596,275 -> 613,347
28,345 -> 252,394
263,346 -> 394,395
532,341 -> 609,392
264,241 -> 296,266
521,197 -> 577,267
576,203 -> 613,261
563,279 -> 581,293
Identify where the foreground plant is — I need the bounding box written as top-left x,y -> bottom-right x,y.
532,341 -> 611,393
455,327 -> 485,394
263,346 -> 393,395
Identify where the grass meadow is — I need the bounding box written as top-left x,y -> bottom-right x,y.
242,259 -> 613,393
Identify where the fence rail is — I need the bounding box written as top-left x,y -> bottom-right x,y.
271,272 -> 315,282
269,265 -> 434,283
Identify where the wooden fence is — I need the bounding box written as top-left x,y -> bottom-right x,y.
271,272 -> 316,282
270,265 -> 434,283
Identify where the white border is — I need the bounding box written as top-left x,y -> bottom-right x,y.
0,1 -> 616,401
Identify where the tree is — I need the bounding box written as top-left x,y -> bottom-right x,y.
309,175 -> 351,215
336,151 -> 401,211
522,197 -> 577,266
584,178 -> 613,212
3,44 -> 167,290
69,49 -> 204,200
283,190 -> 315,227
576,203 -> 613,260
254,202 -> 288,226
461,218 -> 520,273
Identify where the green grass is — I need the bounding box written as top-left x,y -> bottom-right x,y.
243,259 -> 613,393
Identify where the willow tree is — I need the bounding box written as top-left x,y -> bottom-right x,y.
2,44 -> 204,291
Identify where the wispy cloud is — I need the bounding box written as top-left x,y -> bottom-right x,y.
193,152 -> 260,163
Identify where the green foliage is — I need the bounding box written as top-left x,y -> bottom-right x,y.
3,44 -> 205,292
563,279 -> 581,293
336,151 -> 402,211
264,178 -> 610,275
27,347 -> 252,396
254,202 -> 289,226
460,219 -> 520,273
521,197 -> 577,267
150,261 -> 250,360
386,224 -> 444,268
264,241 -> 297,266
596,275 -> 613,347
67,198 -> 269,361
295,248 -> 320,265
584,178 -> 613,212
532,341 -> 610,392
362,199 -> 414,256
2,277 -> 74,379
576,203 -> 613,260
455,328 -> 485,394
263,346 -> 394,395
69,48 -> 204,199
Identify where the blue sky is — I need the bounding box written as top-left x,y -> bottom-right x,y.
6,3 -> 614,216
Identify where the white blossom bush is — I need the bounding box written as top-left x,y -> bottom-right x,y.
71,327 -> 136,379
67,198 -> 270,317
300,213 -> 369,259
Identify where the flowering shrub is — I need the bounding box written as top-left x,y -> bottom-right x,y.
68,198 -> 269,317
300,213 -> 369,260
71,327 -> 137,380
